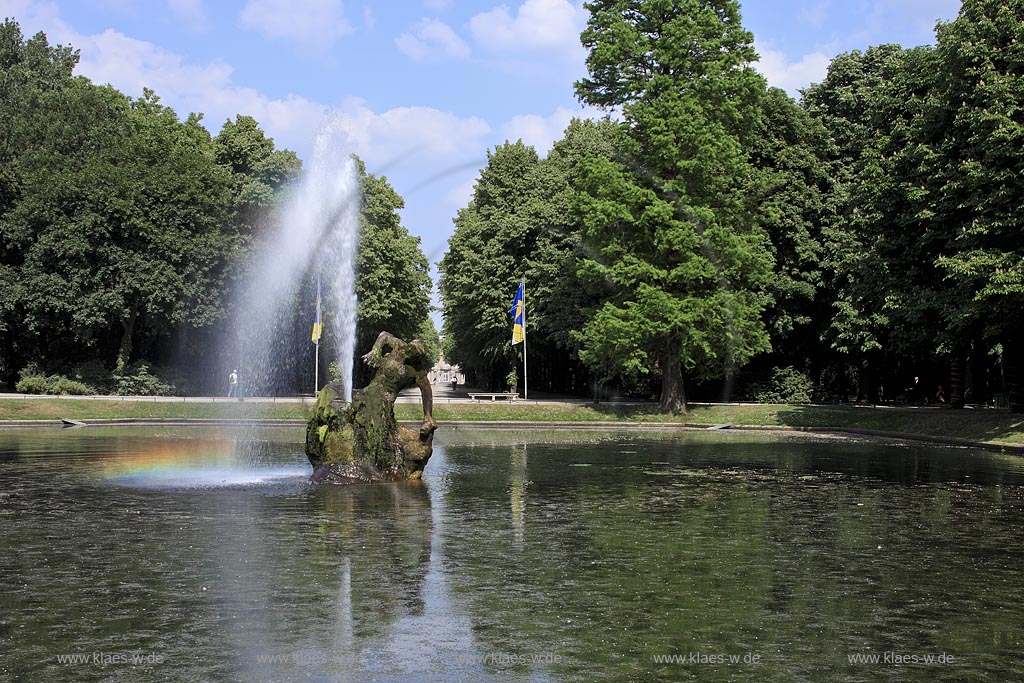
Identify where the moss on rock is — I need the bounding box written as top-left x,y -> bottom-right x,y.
305,331 -> 438,483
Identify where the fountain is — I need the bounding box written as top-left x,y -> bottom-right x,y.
233,118 -> 361,400
305,331 -> 438,483
227,117 -> 438,483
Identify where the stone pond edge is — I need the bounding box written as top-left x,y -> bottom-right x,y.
1,417 -> 1023,455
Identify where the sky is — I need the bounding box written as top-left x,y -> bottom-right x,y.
2,0 -> 962,322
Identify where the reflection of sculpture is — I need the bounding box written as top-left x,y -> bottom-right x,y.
306,332 -> 438,484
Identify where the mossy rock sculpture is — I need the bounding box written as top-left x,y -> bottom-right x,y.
305,331 -> 438,484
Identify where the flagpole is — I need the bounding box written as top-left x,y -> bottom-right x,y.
522,276 -> 528,400
313,273 -> 321,396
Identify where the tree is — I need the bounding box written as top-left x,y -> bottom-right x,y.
929,0 -> 1024,408
2,80 -> 235,371
213,115 -> 301,237
573,0 -> 773,411
803,44 -> 972,403
745,88 -> 831,376
353,159 -> 432,387
439,141 -> 543,389
0,20 -> 79,383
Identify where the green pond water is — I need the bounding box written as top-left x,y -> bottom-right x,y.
1,426 -> 1023,682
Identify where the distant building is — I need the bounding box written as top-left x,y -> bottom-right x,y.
429,342 -> 463,386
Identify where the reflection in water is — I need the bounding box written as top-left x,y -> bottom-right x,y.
510,444 -> 527,546
1,427 -> 1024,682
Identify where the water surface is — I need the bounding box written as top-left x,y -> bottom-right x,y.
1,426 -> 1022,681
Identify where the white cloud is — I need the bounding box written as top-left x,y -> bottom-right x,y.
168,0 -> 207,32
239,0 -> 353,51
395,18 -> 470,62
68,28 -> 327,152
446,175 -> 476,208
361,5 -> 375,30
500,104 -> 602,155
331,98 -> 490,168
754,41 -> 830,98
799,1 -> 829,28
0,0 -> 69,37
468,0 -> 585,61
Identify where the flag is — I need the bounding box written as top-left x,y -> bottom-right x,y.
311,276 -> 322,344
509,281 -> 525,345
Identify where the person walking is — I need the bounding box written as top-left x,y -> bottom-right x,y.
228,369 -> 238,397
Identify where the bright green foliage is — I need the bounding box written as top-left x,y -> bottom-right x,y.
573,0 -> 773,411
931,0 -> 1024,342
353,159 -> 432,386
749,366 -> 815,404
213,115 -> 301,236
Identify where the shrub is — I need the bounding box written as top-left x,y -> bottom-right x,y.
751,366 -> 814,404
15,374 -> 53,394
49,377 -> 93,395
111,361 -> 174,396
72,361 -> 112,393
15,372 -> 94,395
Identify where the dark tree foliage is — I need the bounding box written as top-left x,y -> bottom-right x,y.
1,78 -> 235,374
439,142 -> 542,389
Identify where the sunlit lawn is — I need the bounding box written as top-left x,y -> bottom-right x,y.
3,398 -> 1024,445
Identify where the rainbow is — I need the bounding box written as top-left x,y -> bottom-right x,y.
97,437 -> 238,481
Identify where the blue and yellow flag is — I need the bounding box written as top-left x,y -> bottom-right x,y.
509,281 -> 525,345
311,276 -> 323,344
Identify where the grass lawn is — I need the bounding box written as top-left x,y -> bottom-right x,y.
3,397 -> 1024,445
0,398 -> 307,421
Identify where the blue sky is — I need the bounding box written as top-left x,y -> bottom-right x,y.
3,0 -> 962,317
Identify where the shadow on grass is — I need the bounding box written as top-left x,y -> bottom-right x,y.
772,404 -> 1024,444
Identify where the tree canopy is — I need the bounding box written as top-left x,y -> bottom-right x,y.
0,19 -> 433,396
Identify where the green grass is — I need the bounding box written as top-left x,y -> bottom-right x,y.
3,398 -> 1024,445
0,398 -> 309,421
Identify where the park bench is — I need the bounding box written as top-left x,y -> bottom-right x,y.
467,392 -> 520,402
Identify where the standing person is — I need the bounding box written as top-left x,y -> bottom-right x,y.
228,369 -> 238,397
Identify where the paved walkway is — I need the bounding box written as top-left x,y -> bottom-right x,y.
0,385 -> 617,405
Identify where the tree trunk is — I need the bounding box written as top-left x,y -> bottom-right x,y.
949,355 -> 965,409
967,338 -> 987,405
1004,338 -> 1024,413
858,355 -> 880,404
116,305 -> 138,372
660,349 -> 686,414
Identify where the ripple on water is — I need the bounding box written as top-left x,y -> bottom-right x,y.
1,427 -> 1024,682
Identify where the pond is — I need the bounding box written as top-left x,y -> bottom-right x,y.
1,426 -> 1023,682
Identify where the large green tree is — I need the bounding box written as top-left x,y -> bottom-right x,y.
0,20 -> 79,383
803,44 -> 974,403
929,0 -> 1024,408
573,0 -> 773,411
439,123 -> 622,395
439,141 -> 542,388
745,87 -> 831,375
3,82 -> 235,371
214,115 -> 301,238
353,159 -> 433,387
